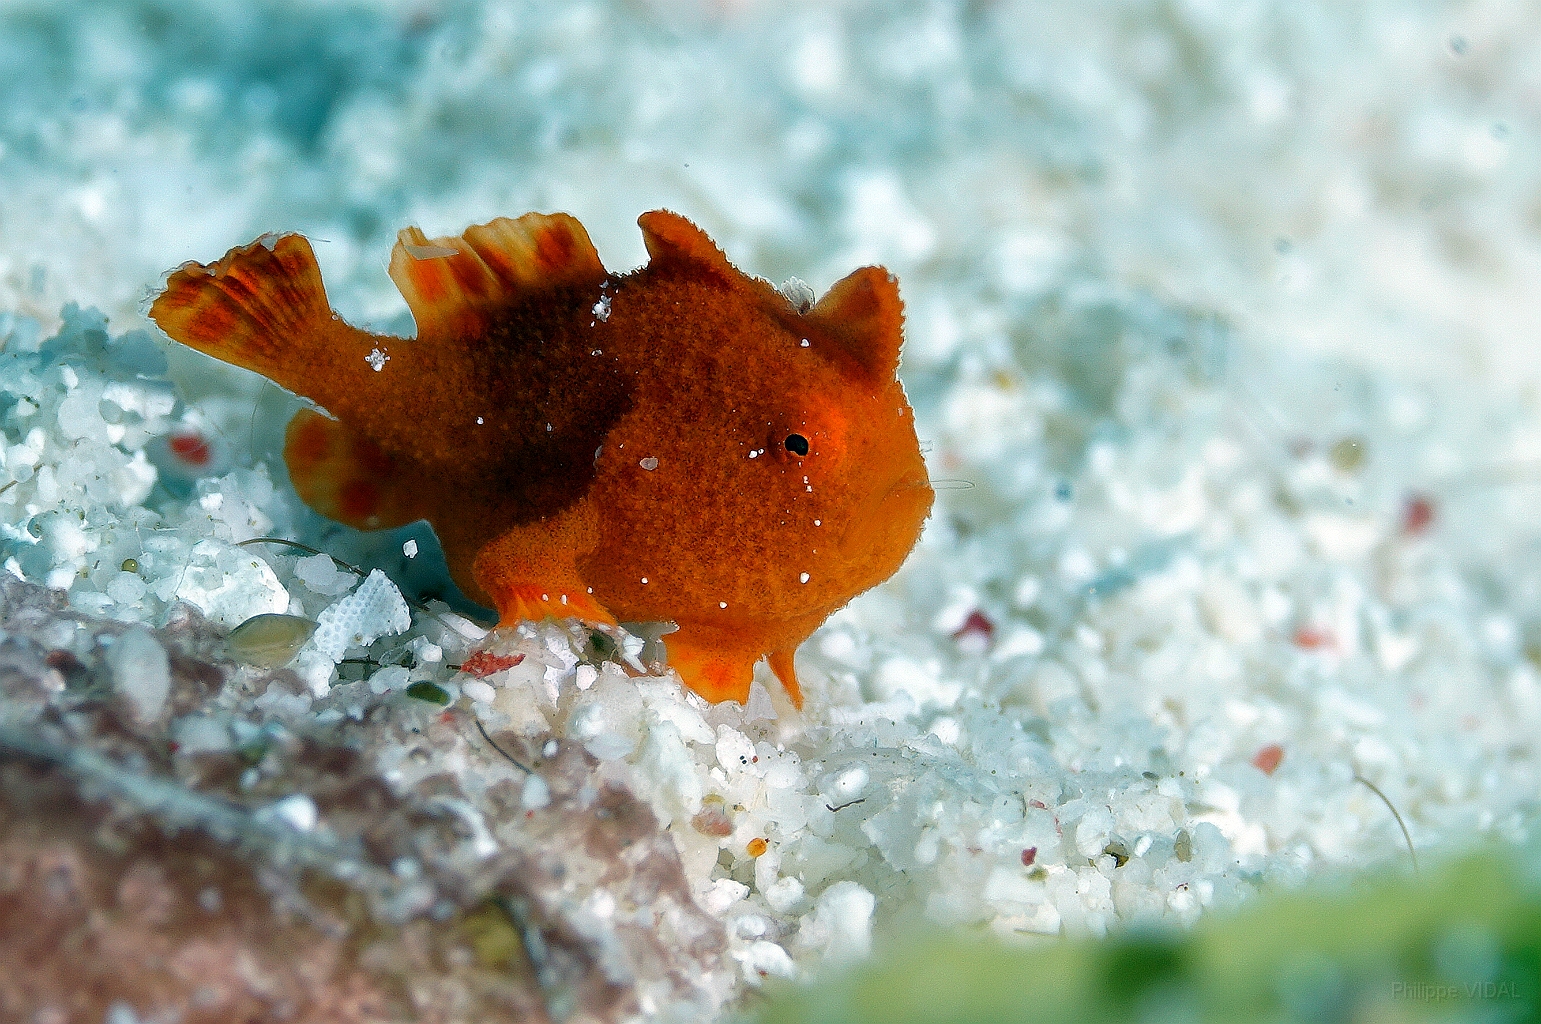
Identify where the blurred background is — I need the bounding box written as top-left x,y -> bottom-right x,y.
2,0 -> 1538,390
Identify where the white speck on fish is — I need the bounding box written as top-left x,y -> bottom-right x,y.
779,277 -> 815,312
366,348 -> 388,371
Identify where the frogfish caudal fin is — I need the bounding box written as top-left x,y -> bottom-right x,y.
149,233 -> 345,391
152,232 -> 426,533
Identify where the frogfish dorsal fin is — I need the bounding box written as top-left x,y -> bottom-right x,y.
805,265 -> 905,381
638,210 -> 738,281
387,212 -> 607,340
284,408 -> 422,531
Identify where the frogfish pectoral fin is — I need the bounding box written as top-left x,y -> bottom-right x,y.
664,625 -> 804,708
490,583 -> 616,628
664,627 -> 759,706
471,505 -> 615,627
283,409 -> 423,532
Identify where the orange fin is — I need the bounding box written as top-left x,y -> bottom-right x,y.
806,266 -> 904,380
387,212 -> 607,340
663,624 -> 765,705
638,210 -> 738,282
283,409 -> 422,531
767,648 -> 804,710
150,234 -> 335,385
667,647 -> 754,705
471,502 -> 615,626
491,584 -> 616,628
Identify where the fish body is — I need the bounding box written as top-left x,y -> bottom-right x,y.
150,211 -> 932,706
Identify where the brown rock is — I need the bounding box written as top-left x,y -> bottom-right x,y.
0,575 -> 731,1022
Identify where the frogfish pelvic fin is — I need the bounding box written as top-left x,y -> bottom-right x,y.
150,210 -> 934,709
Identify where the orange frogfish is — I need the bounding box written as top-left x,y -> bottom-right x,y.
150,211 -> 933,708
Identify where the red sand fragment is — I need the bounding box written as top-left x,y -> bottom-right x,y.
951,609 -> 995,647
1292,625 -> 1335,651
167,432 -> 212,467
461,651 -> 526,677
1402,493 -> 1435,536
1252,743 -> 1284,776
1020,847 -> 1037,867
690,803 -> 734,838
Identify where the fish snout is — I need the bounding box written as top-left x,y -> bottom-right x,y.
835,468 -> 934,559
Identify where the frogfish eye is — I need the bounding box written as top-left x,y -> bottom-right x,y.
784,433 -> 810,457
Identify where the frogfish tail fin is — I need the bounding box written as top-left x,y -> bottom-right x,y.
149,233 -> 336,389
283,408 -> 423,532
